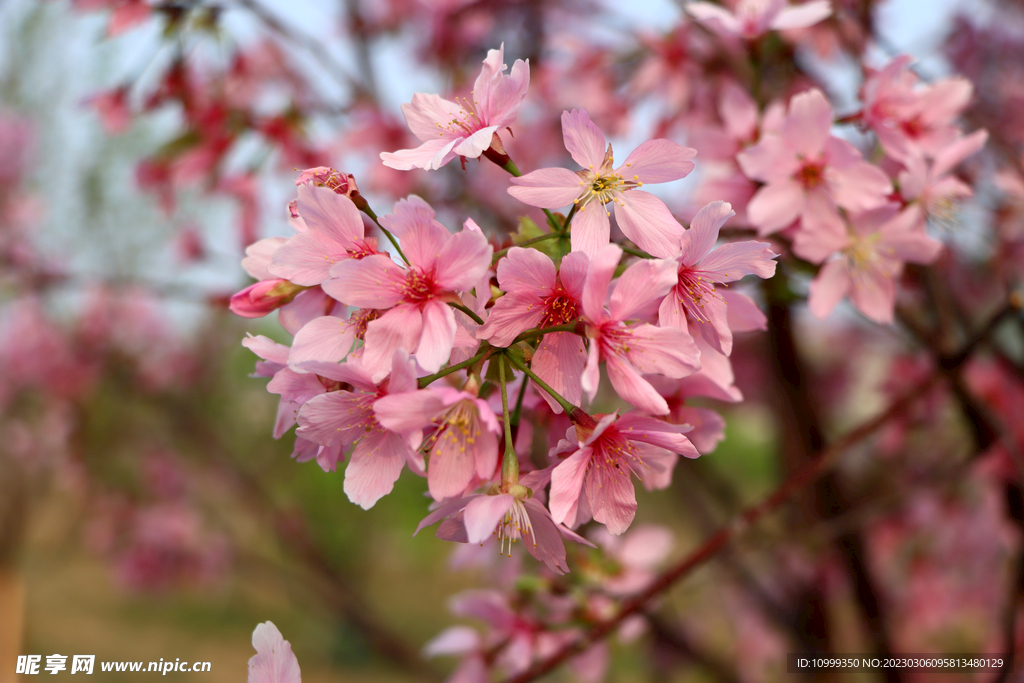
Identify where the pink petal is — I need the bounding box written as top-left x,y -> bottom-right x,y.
522,499 -> 571,574
279,288 -> 340,336
685,1 -> 742,35
295,391 -> 367,446
582,334 -> 602,403
295,184 -> 363,245
582,244 -> 621,322
428,434 -> 477,501
400,92 -> 464,141
850,266 -> 896,323
570,200 -> 612,259
248,622 -> 301,683
793,192 -> 847,263
807,259 -> 851,319
344,430 -> 409,509
681,200 -> 735,265
699,241 -> 778,281
746,180 -> 805,235
453,125 -> 500,159
931,129 -> 988,179
362,304 -> 424,383
658,291 -> 689,331
414,496 -> 475,536
288,315 -> 355,369
463,494 -> 515,544
617,413 -> 699,458
243,334 -> 290,366
625,324 -> 700,378
720,82 -> 758,141
243,238 -> 287,280
496,246 -> 557,294
267,368 -> 325,405
423,626 -> 481,658
323,255 -> 405,309
434,228 -> 493,292
829,160 -> 892,213
585,456 -> 637,535
558,251 -> 590,300
507,168 -> 585,209
613,191 -> 685,259
618,139 -> 696,184
736,135 -> 799,183
478,292 -> 545,347
609,258 -> 678,321
561,109 -> 607,170
605,355 -> 670,415
380,137 -> 458,171
268,230 -> 348,286
415,299 -> 457,373
532,333 -> 586,414
549,447 -> 592,528
676,406 -> 726,454
721,291 -> 767,331
782,89 -> 832,158
769,0 -> 832,30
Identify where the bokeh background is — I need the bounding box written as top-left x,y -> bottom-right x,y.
1,0 -> 1023,681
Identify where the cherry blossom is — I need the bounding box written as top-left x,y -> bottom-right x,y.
248,622 -> 301,683
508,109 -> 696,258
549,412 -> 699,534
686,0 -> 832,40
381,45 -> 529,171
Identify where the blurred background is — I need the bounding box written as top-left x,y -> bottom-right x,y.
1,0 -> 1023,681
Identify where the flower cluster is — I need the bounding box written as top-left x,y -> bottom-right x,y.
233,46 -> 779,574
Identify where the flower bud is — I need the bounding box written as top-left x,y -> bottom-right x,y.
229,279 -> 305,318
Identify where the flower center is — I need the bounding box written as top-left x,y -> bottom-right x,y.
351,308 -> 381,340
676,268 -> 726,324
402,268 -> 438,304
540,286 -> 580,327
797,161 -> 826,189
437,95 -> 484,137
496,499 -> 534,557
424,399 -> 480,459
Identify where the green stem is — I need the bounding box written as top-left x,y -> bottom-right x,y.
449,301 -> 485,325
492,232 -> 561,263
621,244 -> 654,259
561,203 -> 578,233
510,371 -> 528,427
418,348 -> 490,388
505,353 -> 577,417
511,322 -> 581,346
498,355 -> 519,485
361,205 -> 409,265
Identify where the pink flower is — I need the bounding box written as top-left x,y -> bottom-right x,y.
267,183 -> 379,287
549,412 -> 699,535
479,248 -> 587,413
658,201 -> 777,356
375,385 -> 500,501
588,524 -> 674,595
686,0 -> 832,39
861,56 -> 974,163
295,353 -> 419,507
325,196 -> 492,382
737,89 -> 892,260
581,245 -> 699,416
414,471 -> 592,575
381,45 -> 529,171
897,130 -> 988,231
229,279 -> 306,318
508,109 -> 696,258
807,204 -> 943,323
247,621 -> 301,683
